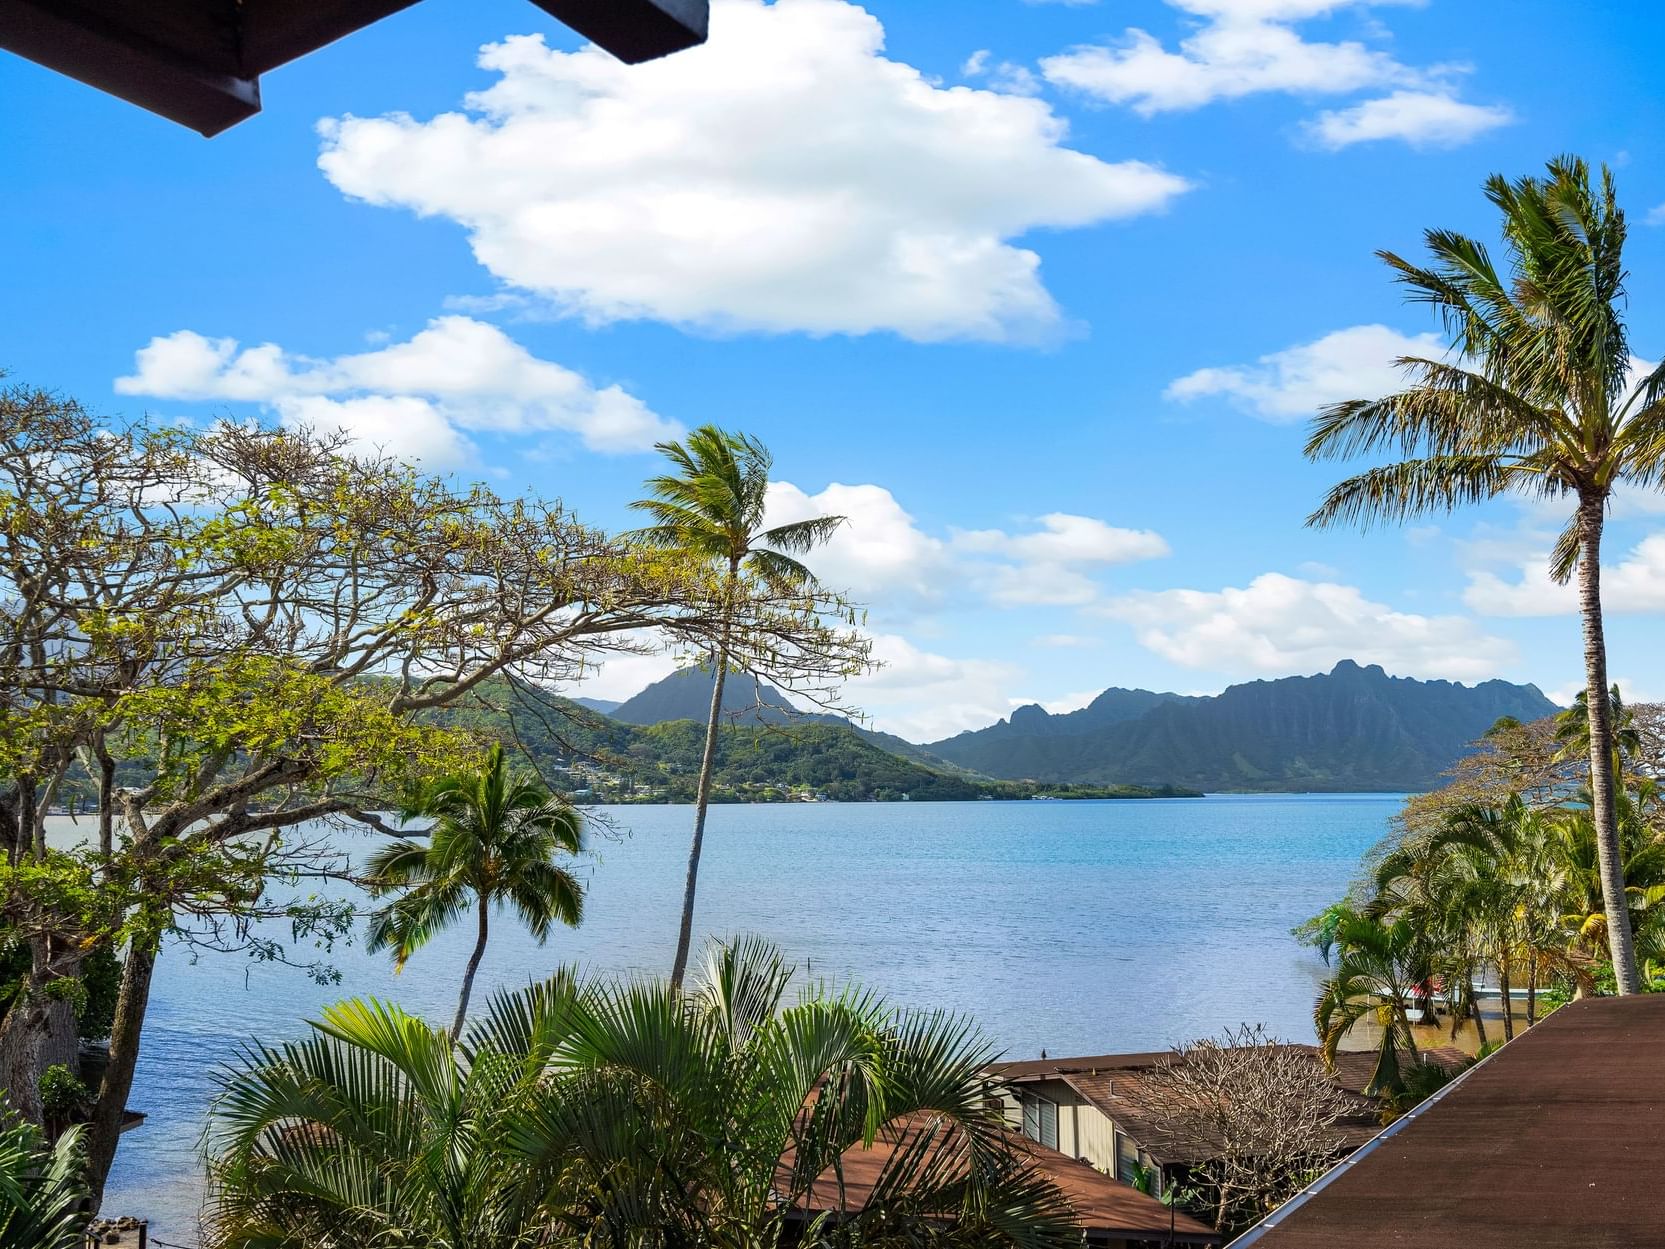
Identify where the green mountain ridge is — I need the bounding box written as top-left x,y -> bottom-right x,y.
437,676 -> 1184,804
923,660 -> 1559,792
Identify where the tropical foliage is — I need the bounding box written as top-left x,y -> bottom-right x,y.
1305,156 -> 1665,993
204,936 -> 1079,1249
0,1113 -> 88,1249
0,384 -> 865,1196
366,744 -> 586,1035
1303,699 -> 1665,1086
631,427 -> 847,987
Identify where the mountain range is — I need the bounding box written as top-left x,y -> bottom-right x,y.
590,661 -> 1558,793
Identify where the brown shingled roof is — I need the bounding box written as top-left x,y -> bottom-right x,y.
785,1116 -> 1220,1244
993,1045 -> 1469,1165
1234,996 -> 1665,1248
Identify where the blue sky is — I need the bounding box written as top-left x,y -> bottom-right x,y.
6,0 -> 1665,740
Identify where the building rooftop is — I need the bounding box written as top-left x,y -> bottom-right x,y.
785,1115 -> 1220,1245
991,1044 -> 1469,1165
0,0 -> 708,136
1234,994 -> 1665,1248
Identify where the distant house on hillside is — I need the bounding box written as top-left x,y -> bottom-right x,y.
987,1044 -> 1467,1199
1230,995 -> 1665,1248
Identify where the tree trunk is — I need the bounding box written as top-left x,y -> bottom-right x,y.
1470,992 -> 1488,1049
1526,953 -> 1537,1028
1498,960 -> 1515,1043
452,899 -> 490,1037
87,940 -> 158,1206
1576,494 -> 1641,994
669,581 -> 736,992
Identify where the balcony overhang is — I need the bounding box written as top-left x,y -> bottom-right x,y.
0,0 -> 708,136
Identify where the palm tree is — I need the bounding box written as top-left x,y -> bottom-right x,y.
630,427 -> 844,988
1552,781 -> 1665,990
0,1114 -> 89,1249
1312,909 -> 1425,1097
365,744 -> 585,1035
1305,157 -> 1665,993
205,936 -> 1080,1249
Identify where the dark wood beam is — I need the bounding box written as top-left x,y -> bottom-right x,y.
533,0 -> 708,64
0,0 -> 710,137
0,1 -> 259,137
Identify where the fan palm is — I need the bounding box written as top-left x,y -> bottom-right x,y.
366,744 -> 585,1035
1305,156 -> 1665,994
630,427 -> 844,988
0,1114 -> 89,1249
204,936 -> 1080,1249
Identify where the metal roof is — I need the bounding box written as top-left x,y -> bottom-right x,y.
1235,995 -> 1665,1248
0,0 -> 707,136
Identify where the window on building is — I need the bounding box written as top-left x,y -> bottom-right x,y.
1019,1092 -> 1058,1151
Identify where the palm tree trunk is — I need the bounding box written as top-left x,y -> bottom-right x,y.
670,636 -> 731,991
452,898 -> 489,1037
1526,952 -> 1537,1027
1576,492 -> 1641,995
1470,990 -> 1488,1049
1498,959 -> 1513,1043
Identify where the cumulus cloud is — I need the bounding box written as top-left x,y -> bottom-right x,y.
1039,0 -> 1508,150
315,0 -> 1190,344
765,483 -> 1167,610
958,513 -> 1170,564
845,632 -> 1025,741
764,481 -> 952,605
1304,90 -> 1512,148
1464,534 -> 1665,618
115,317 -> 678,464
1164,324 -> 1446,421
1101,571 -> 1515,680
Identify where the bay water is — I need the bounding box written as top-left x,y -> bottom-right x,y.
88,793 -> 1399,1243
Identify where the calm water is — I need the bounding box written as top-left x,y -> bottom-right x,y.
86,794 -> 1398,1242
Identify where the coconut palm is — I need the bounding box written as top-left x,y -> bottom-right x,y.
366,744 -> 585,1035
1552,781 -> 1665,987
0,1114 -> 89,1249
630,427 -> 844,988
1313,909 -> 1425,1097
1305,156 -> 1665,994
204,936 -> 1080,1249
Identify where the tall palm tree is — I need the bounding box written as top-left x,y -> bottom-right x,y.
1305,156 -> 1665,994
366,744 -> 585,1035
204,937 -> 1080,1249
630,427 -> 844,988
0,1114 -> 89,1249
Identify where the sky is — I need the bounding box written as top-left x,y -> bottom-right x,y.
6,0 -> 1665,742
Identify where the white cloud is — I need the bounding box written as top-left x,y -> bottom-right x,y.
1102,571 -> 1514,680
961,47 -> 1042,95
1304,90 -> 1512,149
1039,0 -> 1507,151
766,484 -> 1166,610
1647,204 -> 1665,227
845,632 -> 1024,741
958,512 -> 1170,564
765,481 -> 951,605
315,0 -> 1190,344
1164,324 -> 1446,421
115,317 -> 678,464
1464,534 -> 1665,618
